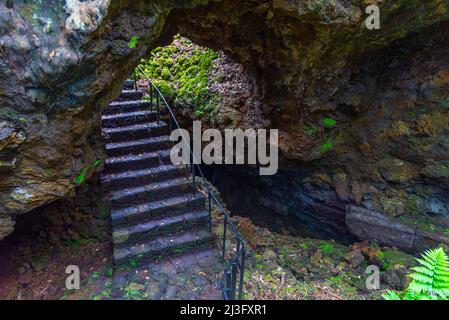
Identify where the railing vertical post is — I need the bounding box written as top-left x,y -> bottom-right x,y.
133,70 -> 138,91
192,164 -> 196,190
156,89 -> 160,124
208,189 -> 212,232
169,113 -> 173,133
230,261 -> 237,300
239,246 -> 246,300
222,216 -> 227,262
225,271 -> 232,300
149,85 -> 153,112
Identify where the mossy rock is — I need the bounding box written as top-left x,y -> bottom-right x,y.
377,248 -> 415,270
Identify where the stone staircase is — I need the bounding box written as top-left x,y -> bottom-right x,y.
101,80 -> 214,265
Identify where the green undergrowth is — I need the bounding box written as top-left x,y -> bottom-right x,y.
384,248 -> 449,300
136,35 -> 219,117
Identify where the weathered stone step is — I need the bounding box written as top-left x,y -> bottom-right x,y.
113,210 -> 210,246
118,90 -> 143,101
105,149 -> 171,172
124,79 -> 136,90
113,228 -> 215,265
102,122 -> 168,142
102,164 -> 187,190
101,110 -> 157,128
103,100 -> 153,115
111,177 -> 193,207
105,135 -> 171,157
111,191 -> 206,227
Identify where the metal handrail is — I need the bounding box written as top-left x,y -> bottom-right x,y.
136,66 -> 246,300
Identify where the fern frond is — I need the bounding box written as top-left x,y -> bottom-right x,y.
384,247 -> 449,300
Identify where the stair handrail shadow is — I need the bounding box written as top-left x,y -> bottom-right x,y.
136,66 -> 247,300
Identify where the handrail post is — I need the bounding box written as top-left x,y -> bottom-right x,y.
149,85 -> 153,112
192,164 -> 197,191
239,246 -> 246,300
222,216 -> 227,262
230,261 -> 237,300
208,189 -> 212,232
156,89 -> 160,124
225,271 -> 232,300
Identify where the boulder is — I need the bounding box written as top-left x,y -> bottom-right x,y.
346,205 -> 449,253
344,250 -> 365,268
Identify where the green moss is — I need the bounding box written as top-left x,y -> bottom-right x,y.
318,242 -> 334,254
329,274 -> 344,285
136,35 -> 218,116
378,248 -> 415,270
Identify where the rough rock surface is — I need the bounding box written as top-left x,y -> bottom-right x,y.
0,1 -> 448,244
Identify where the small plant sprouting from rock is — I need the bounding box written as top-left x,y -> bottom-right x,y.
322,117 -> 337,127
128,35 -> 138,49
383,247 -> 449,300
73,160 -> 103,186
74,167 -> 89,186
318,138 -> 334,154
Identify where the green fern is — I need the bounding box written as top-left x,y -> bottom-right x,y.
383,248 -> 449,300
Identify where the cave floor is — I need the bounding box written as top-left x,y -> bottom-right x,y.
0,235 -> 223,300
0,206 -> 418,300
111,248 -> 223,300
0,238 -> 112,300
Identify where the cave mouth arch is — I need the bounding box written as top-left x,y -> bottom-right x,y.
0,1 -> 448,261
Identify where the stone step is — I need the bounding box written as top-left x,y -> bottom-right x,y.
105,149 -> 171,172
110,177 -> 193,208
105,135 -> 171,157
112,210 -> 210,246
113,228 -> 215,265
118,90 -> 143,101
102,164 -> 187,190
102,110 -> 158,128
111,191 -> 206,227
103,100 -> 153,115
124,79 -> 136,90
102,122 -> 168,143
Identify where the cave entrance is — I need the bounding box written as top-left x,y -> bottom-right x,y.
130,35 -> 355,245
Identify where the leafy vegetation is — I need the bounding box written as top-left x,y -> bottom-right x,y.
136,35 -> 218,117
318,242 -> 334,254
318,138 -> 334,154
383,248 -> 449,300
73,160 -> 103,186
128,35 -> 138,49
322,117 -> 337,127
